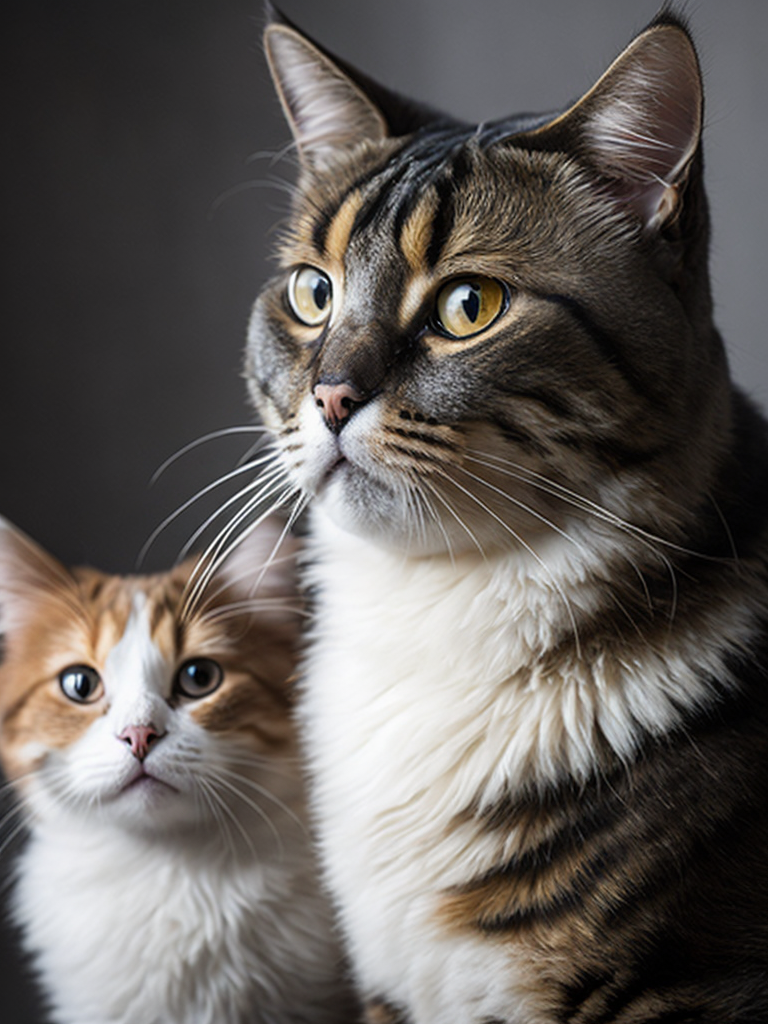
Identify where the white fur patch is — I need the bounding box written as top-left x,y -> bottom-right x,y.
299,507 -> 756,1016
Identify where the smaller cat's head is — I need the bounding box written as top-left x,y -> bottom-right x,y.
0,517 -> 301,846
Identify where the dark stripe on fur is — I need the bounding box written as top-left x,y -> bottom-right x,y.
384,425 -> 458,451
425,171 -> 456,268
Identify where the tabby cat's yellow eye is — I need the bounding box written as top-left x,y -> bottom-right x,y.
434,278 -> 506,339
287,266 -> 333,327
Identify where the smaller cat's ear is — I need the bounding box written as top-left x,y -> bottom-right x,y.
551,18 -> 703,231
0,518 -> 73,635
210,517 -> 300,624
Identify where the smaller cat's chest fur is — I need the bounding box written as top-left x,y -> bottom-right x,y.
16,823 -> 329,1024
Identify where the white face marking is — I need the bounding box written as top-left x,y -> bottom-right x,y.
103,592 -> 172,737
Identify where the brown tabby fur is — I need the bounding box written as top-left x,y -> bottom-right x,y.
245,9 -> 768,1023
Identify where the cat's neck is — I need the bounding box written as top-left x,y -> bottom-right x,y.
305,506 -> 758,791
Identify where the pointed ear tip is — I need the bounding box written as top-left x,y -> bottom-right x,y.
264,22 -> 303,52
639,18 -> 702,75
263,1 -> 288,28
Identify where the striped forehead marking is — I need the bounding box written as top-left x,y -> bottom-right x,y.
324,189 -> 365,265
307,127 -> 475,265
399,188 -> 440,274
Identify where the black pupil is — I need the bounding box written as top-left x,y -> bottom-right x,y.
73,673 -> 93,699
313,276 -> 330,310
462,283 -> 481,323
62,669 -> 97,700
185,662 -> 213,689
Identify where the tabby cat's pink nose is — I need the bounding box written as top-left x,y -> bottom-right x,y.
118,724 -> 163,762
313,382 -> 363,430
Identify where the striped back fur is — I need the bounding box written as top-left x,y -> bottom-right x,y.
245,11 -> 768,1024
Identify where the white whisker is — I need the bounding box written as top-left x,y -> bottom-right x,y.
150,426 -> 269,486
206,767 -> 284,857
176,459 -> 286,564
436,468 -> 582,657
181,476 -> 298,621
139,450 -> 280,567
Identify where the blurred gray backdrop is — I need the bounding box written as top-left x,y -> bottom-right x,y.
1,2 -> 765,1020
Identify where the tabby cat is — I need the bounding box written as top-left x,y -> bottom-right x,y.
0,516 -> 355,1024
244,9 -> 768,1024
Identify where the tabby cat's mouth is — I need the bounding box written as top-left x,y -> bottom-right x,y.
319,455 -> 348,489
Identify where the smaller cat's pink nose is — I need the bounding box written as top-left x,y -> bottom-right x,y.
313,382 -> 363,431
118,724 -> 164,762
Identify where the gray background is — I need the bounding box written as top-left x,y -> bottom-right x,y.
1,2 -> 765,1020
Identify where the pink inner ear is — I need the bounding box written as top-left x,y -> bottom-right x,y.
582,27 -> 702,229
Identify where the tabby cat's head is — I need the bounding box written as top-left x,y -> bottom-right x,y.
247,13 -> 730,557
0,518 -> 300,842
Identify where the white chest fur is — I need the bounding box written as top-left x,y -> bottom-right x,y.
14,819 -> 345,1024
300,510 -> 751,1021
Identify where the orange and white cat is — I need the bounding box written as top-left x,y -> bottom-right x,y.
0,516 -> 355,1024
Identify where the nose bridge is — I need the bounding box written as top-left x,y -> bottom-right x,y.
313,315 -> 392,397
104,593 -> 171,735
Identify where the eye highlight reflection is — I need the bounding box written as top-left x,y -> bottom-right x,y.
174,658 -> 224,699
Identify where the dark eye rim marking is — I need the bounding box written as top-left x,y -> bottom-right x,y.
430,277 -> 510,340
174,657 -> 224,700
58,665 -> 103,704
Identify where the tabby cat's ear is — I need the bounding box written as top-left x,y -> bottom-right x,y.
548,18 -> 703,231
0,518 -> 73,635
264,10 -> 449,168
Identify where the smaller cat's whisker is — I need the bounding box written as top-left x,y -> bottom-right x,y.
216,764 -> 305,835
220,747 -> 304,771
204,769 -> 280,858
196,776 -> 243,860
0,801 -> 30,862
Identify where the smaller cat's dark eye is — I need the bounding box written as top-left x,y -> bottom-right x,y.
433,277 -> 507,339
174,658 -> 224,699
59,665 -> 103,704
287,266 -> 333,327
